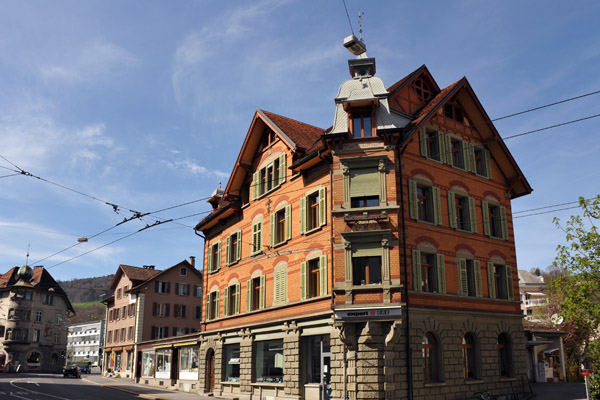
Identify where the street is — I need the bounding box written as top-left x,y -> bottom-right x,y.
0,372 -> 140,400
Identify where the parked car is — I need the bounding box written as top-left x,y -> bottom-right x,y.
63,365 -> 81,378
78,364 -> 91,374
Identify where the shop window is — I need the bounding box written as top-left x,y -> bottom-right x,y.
422,333 -> 439,382
270,205 -> 291,247
252,154 -> 286,200
253,339 -> 284,383
247,276 -> 265,312
458,259 -> 482,297
482,201 -> 507,239
155,349 -> 172,379
462,333 -> 478,379
226,230 -> 242,266
207,241 -> 222,273
179,346 -> 198,380
300,188 -> 326,234
224,283 -> 241,316
301,256 -> 328,299
205,290 -> 220,320
412,250 -> 445,293
448,192 -> 477,233
409,180 -> 442,225
223,344 -> 240,382
142,352 -> 155,378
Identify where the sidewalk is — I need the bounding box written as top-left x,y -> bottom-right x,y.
530,382 -> 588,400
83,374 -> 222,400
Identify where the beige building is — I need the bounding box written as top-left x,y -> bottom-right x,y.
518,270 -> 547,321
103,258 -> 202,378
0,265 -> 75,372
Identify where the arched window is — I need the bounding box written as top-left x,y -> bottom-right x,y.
462,333 -> 477,379
422,332 -> 438,382
497,333 -> 511,376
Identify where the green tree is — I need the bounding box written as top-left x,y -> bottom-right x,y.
552,195 -> 600,370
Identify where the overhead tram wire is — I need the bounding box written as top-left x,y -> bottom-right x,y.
502,113 -> 600,140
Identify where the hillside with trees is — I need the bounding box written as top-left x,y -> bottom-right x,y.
57,275 -> 113,324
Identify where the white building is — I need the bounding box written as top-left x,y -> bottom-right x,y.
518,270 -> 547,321
67,320 -> 105,366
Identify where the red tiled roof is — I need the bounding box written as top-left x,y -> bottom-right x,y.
387,64 -> 428,94
261,110 -> 325,151
523,320 -> 564,334
120,264 -> 161,282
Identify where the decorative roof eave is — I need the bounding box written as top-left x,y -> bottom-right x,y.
257,109 -> 297,151
387,64 -> 441,97
194,199 -> 241,232
402,78 -> 532,199
289,147 -> 331,173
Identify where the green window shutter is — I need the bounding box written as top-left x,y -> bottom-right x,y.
458,258 -> 468,296
443,133 -> 452,165
468,197 -> 477,233
225,235 -> 231,266
299,196 -> 306,235
482,201 -> 490,236
349,168 -> 379,198
500,206 -> 508,240
474,260 -> 482,297
252,172 -> 259,200
236,231 -> 242,262
412,250 -> 422,292
484,149 -> 492,179
462,141 -> 471,171
318,187 -> 327,227
216,242 -> 221,271
279,154 -> 286,185
259,275 -> 266,309
436,254 -> 446,294
409,180 -> 418,220
319,255 -> 328,296
223,286 -> 230,317
433,186 -> 442,225
235,283 -> 241,314
468,143 -> 476,173
506,265 -> 514,300
205,294 -> 210,320
285,205 -> 292,241
246,280 -> 252,312
207,245 -> 213,273
300,262 -> 307,300
269,213 -> 275,247
419,127 -> 427,157
215,290 -> 220,319
487,262 -> 496,299
436,131 -> 444,163
448,191 -> 457,229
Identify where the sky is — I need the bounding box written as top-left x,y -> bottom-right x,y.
1,0 -> 599,281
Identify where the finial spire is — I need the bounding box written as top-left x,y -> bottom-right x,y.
25,244 -> 30,266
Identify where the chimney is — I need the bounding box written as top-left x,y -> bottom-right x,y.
189,256 -> 196,268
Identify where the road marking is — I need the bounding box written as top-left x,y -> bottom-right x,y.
9,380 -> 71,400
26,381 -> 40,386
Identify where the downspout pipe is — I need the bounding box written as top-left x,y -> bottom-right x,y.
397,140 -> 413,400
194,229 -> 208,332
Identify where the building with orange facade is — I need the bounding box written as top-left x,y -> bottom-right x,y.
190,40 -> 533,400
102,258 -> 202,379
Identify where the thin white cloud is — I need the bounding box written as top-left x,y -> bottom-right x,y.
40,40 -> 139,84
164,158 -> 228,179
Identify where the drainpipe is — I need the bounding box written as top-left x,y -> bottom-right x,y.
397,142 -> 413,400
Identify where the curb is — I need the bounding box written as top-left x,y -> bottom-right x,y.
82,376 -> 167,400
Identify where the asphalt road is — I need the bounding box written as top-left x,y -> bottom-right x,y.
0,372 -> 140,400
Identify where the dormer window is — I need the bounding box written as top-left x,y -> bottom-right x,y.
261,129 -> 276,149
351,109 -> 373,138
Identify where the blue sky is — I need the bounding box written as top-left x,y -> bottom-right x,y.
1,1 -> 599,281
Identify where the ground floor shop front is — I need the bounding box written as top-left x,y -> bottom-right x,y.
103,309 -> 530,399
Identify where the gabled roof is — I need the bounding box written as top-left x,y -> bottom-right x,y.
400,76 -> 533,199
387,64 -> 440,97
197,110 -> 325,232
0,266 -> 75,314
109,264 -> 162,290
130,259 -> 201,291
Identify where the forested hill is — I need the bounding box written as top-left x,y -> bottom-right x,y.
58,275 -> 113,304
